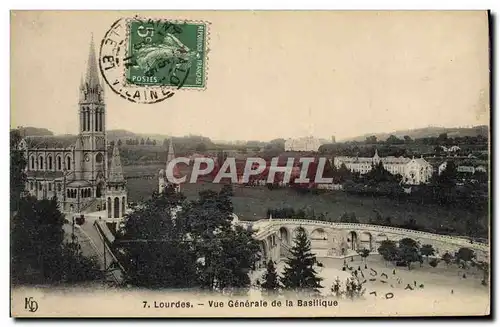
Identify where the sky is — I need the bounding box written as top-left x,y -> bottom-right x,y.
11,11 -> 490,141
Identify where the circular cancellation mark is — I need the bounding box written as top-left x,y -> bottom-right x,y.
99,16 -> 208,104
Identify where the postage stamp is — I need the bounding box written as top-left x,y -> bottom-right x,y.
99,16 -> 209,104
126,19 -> 207,88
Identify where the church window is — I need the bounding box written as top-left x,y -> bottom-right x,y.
122,196 -> 125,216
86,110 -> 91,131
39,156 -> 44,170
81,189 -> 84,198
99,111 -> 103,131
107,197 -> 112,218
30,156 -> 35,170
114,197 -> 120,218
48,183 -> 52,191
95,110 -> 99,131
30,182 -> 33,190
58,184 -> 62,192
66,156 -> 71,170
38,182 -> 42,191
57,156 -> 62,170
96,153 -> 103,163
67,189 -> 70,198
48,156 -> 53,170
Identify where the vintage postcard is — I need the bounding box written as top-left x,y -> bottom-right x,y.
10,10 -> 490,318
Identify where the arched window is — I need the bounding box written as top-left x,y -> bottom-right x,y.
96,153 -> 103,163
57,156 -> 62,170
48,183 -> 52,191
30,182 -> 33,190
99,110 -> 103,131
114,197 -> 120,218
122,196 -> 126,216
107,197 -> 112,218
80,189 -> 84,198
95,110 -> 99,131
58,184 -> 61,192
66,156 -> 71,170
30,156 -> 35,169
39,156 -> 44,170
48,156 -> 53,170
86,110 -> 90,131
67,189 -> 70,198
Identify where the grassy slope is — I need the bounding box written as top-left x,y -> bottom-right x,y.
123,165 -> 487,236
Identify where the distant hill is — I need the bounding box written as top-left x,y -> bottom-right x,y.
107,129 -> 169,142
13,126 -> 54,137
342,125 -> 489,142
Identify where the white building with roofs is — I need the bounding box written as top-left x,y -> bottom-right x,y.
333,149 -> 433,185
284,136 -> 323,152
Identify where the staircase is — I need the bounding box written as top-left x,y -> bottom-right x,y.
279,238 -> 292,260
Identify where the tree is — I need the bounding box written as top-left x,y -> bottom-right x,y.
11,196 -> 66,284
403,135 -> 413,144
115,187 -> 197,288
10,130 -> 27,213
195,143 -> 207,152
378,240 -> 399,262
365,135 -> 377,144
340,212 -> 359,223
420,244 -> 435,262
116,186 -> 261,293
455,248 -> 475,268
261,260 -> 280,295
442,252 -> 453,266
369,210 -> 384,225
359,248 -> 370,263
399,245 -> 420,270
281,228 -> 323,294
429,258 -> 439,268
386,135 -> 402,145
398,238 -> 420,270
11,196 -> 100,284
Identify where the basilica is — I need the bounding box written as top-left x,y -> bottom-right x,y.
17,38 -> 128,221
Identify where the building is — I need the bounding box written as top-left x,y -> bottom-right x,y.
332,149 -> 433,185
284,136 -> 323,152
18,37 -> 128,221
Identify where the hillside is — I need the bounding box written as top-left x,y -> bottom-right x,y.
107,129 -> 170,142
13,126 -> 54,137
342,125 -> 489,142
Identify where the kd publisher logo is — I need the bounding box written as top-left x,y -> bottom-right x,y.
24,297 -> 38,312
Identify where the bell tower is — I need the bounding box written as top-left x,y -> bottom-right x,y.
76,36 -> 107,196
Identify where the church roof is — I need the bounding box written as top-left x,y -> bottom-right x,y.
24,136 -> 77,149
85,35 -> 101,88
108,143 -> 125,184
67,180 -> 92,187
26,171 -> 65,179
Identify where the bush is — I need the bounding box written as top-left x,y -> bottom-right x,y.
429,258 -> 439,267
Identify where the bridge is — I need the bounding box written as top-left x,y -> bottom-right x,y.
63,213 -> 125,285
124,174 -> 156,180
246,218 -> 490,265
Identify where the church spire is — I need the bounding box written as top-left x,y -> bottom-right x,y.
85,34 -> 100,87
108,142 -> 125,183
166,138 -> 175,170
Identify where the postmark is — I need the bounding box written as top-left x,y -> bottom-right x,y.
99,17 -> 209,104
